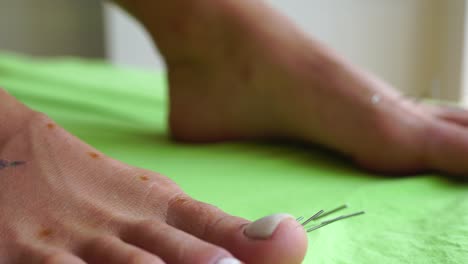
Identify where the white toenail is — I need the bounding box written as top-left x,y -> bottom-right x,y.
244,213 -> 294,239
216,257 -> 242,264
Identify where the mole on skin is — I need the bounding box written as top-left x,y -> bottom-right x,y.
88,152 -> 100,159
139,175 -> 150,181
38,228 -> 53,239
46,123 -> 55,129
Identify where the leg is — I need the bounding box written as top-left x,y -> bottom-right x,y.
0,88 -> 307,263
123,0 -> 468,175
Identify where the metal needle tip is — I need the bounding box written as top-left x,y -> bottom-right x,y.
313,204 -> 348,220
307,211 -> 365,232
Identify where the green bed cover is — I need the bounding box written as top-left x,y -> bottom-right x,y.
1,53 -> 467,264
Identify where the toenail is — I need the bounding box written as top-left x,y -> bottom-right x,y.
216,257 -> 243,264
244,213 -> 294,240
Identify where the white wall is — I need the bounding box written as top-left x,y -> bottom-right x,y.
434,0 -> 466,102
462,2 -> 468,104
0,0 -> 104,58
268,0 -> 466,101
103,3 -> 165,69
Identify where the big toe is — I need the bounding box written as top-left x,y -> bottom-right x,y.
166,194 -> 308,264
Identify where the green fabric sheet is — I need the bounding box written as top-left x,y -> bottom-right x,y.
1,53 -> 467,264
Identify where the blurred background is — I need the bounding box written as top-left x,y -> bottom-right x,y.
1,0 -> 467,103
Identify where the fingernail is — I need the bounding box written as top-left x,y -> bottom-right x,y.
244,213 -> 294,239
216,257 -> 243,264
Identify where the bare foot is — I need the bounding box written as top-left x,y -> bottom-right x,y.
0,89 -> 307,264
140,0 -> 468,175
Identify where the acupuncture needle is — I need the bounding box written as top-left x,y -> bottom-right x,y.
301,210 -> 324,226
306,211 -> 365,232
313,204 -> 348,220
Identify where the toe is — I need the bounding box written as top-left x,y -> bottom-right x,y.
425,118 -> 468,175
42,252 -> 87,264
121,220 -> 237,264
166,194 -> 308,264
426,104 -> 468,127
16,243 -> 86,264
79,236 -> 164,264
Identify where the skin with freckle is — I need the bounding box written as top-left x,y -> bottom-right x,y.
88,152 -> 100,159
3,0 -> 468,263
0,91 -> 307,264
38,229 -> 53,239
139,175 -> 150,181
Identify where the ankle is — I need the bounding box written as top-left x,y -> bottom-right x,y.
122,0 -> 226,58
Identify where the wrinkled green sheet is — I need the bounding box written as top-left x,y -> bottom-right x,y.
1,53 -> 467,264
